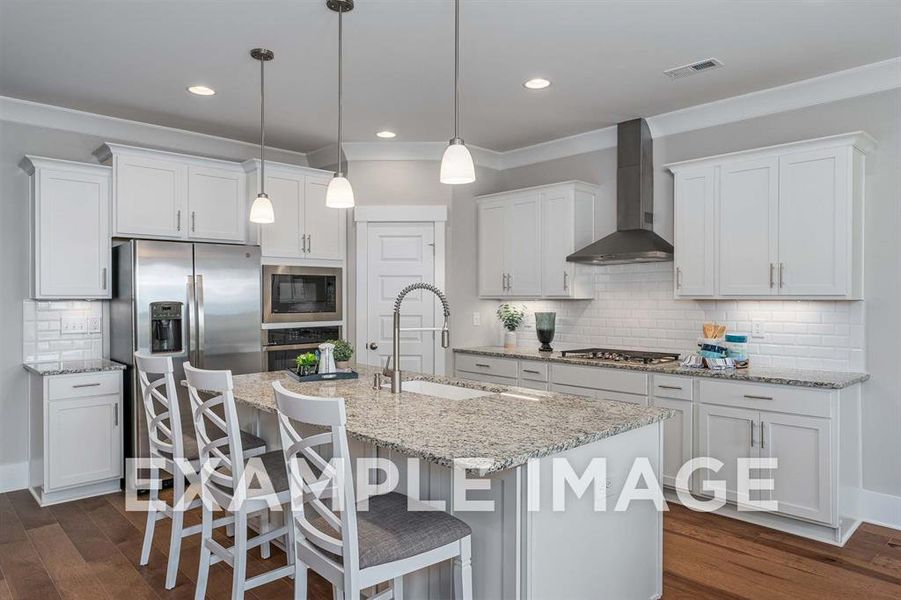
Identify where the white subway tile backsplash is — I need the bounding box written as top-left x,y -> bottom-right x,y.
512,263 -> 865,372
23,300 -> 104,363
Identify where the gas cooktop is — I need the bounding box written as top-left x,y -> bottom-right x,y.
558,348 -> 680,365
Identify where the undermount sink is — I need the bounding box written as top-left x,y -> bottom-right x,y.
384,380 -> 494,400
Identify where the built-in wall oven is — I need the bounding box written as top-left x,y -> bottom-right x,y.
263,265 -> 342,324
263,325 -> 342,372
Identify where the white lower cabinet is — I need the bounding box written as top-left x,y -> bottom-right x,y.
29,370 -> 123,506
697,403 -> 758,504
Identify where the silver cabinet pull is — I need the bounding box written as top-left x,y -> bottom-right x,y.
743,394 -> 773,401
176,210 -> 181,231
779,263 -> 785,288
101,267 -> 107,291
507,273 -> 513,291
676,267 -> 682,289
750,420 -> 756,447
769,263 -> 775,288
522,369 -> 540,374
475,363 -> 491,368
191,211 -> 196,232
760,420 -> 765,449
659,385 -> 682,390
300,234 -> 305,253
72,382 -> 101,388
502,273 -> 508,291
563,271 -> 569,291
114,403 -> 119,427
307,234 -> 311,253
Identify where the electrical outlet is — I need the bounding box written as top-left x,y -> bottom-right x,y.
61,317 -> 87,334
751,321 -> 765,338
472,312 -> 481,327
88,317 -> 102,333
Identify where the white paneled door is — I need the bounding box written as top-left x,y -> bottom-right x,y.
363,222 -> 437,374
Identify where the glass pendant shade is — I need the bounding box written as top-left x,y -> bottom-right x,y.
325,174 -> 355,208
249,192 -> 275,223
440,140 -> 475,184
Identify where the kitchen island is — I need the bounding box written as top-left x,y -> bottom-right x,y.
229,365 -> 672,600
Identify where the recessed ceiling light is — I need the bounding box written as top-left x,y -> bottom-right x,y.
523,78 -> 551,90
187,85 -> 216,96
376,130 -> 397,139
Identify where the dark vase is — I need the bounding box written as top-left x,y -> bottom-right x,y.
535,312 -> 556,352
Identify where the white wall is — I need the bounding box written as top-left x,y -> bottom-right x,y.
0,117 -> 307,478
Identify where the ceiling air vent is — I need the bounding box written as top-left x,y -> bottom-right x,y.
664,58 -> 724,80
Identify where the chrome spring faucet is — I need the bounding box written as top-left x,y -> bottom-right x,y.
389,283 -> 450,393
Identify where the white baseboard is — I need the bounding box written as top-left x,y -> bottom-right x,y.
857,488 -> 901,531
0,462 -> 28,493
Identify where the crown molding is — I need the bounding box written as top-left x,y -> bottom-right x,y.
4,57 -> 898,172
0,95 -> 309,165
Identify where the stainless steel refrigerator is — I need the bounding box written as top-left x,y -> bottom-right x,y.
110,240 -> 262,470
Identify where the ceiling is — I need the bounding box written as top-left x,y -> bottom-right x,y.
1,0 -> 899,153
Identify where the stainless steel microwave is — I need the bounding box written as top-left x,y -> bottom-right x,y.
262,265 -> 343,323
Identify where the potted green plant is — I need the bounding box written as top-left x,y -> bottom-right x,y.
295,352 -> 319,376
327,339 -> 354,370
496,304 -> 526,349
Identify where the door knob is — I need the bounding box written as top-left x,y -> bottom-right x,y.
368,342 -> 378,350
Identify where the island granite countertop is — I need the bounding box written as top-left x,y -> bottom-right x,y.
23,358 -> 127,376
454,347 -> 869,390
229,365 -> 671,474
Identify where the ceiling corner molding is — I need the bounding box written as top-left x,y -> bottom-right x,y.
308,141 -> 505,171
0,95 -> 309,164
499,125 -> 618,170
647,56 -> 901,138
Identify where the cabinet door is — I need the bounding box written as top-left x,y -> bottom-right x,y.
36,168 -> 110,298
303,176 -> 344,260
540,189 -> 574,297
696,404 -> 758,504
47,394 -> 121,490
673,167 -> 716,296
718,158 -> 778,296
654,397 -> 692,490
478,200 -> 508,297
760,412 -> 834,524
778,149 -> 849,296
261,173 -> 303,258
115,154 -> 187,238
507,192 -> 542,296
187,165 -> 246,242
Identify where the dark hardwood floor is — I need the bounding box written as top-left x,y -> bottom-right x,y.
1,489 -> 899,599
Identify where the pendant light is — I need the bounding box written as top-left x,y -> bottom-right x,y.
440,0 -> 475,185
249,48 -> 276,223
325,0 -> 355,208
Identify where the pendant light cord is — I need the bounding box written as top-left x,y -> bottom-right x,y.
454,0 -> 460,140
336,7 -> 344,175
260,56 -> 266,191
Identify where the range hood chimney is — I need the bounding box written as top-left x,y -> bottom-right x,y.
566,118 -> 674,265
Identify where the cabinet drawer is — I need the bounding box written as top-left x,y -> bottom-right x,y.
48,372 -> 121,401
519,361 -> 548,382
454,370 -> 517,386
516,379 -> 549,392
455,354 -> 518,379
552,364 -> 648,395
652,375 -> 693,401
698,379 -> 832,418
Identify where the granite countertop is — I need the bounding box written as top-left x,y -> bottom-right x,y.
454,347 -> 869,390
228,365 -> 672,474
23,358 -> 127,376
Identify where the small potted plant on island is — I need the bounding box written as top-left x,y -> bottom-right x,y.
496,303 -> 526,349
295,352 -> 319,377
327,339 -> 354,370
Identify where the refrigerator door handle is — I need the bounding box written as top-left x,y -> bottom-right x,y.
196,274 -> 205,368
187,275 -> 197,365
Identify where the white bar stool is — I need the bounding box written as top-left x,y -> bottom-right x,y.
185,363 -> 294,600
273,381 -> 473,600
134,352 -> 269,589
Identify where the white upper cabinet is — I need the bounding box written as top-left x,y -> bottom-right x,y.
667,132 -> 873,299
22,157 -> 111,299
243,160 -> 344,261
673,166 -> 716,296
95,144 -> 246,243
477,181 -> 597,299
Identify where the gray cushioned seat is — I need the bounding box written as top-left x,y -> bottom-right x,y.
209,450 -> 289,496
181,430 -> 267,461
308,492 -> 471,569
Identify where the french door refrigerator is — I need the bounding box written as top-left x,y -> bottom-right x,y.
110,240 -> 262,477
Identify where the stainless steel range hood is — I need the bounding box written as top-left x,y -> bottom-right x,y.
567,118 -> 674,265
